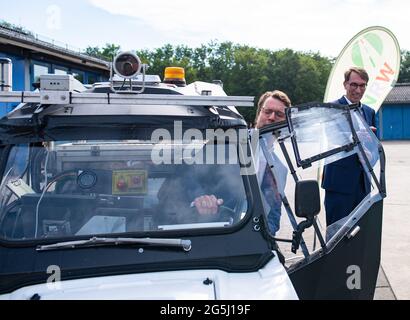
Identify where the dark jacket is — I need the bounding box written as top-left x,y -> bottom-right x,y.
321,97 -> 376,195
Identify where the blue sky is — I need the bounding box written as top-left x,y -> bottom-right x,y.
0,0 -> 408,57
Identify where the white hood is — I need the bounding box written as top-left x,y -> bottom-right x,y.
0,256 -> 298,300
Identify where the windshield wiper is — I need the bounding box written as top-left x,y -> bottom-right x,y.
36,236 -> 192,252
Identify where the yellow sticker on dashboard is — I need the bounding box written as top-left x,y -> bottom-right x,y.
112,170 -> 147,195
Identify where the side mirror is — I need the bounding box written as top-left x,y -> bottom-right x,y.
295,180 -> 320,219
292,180 -> 321,254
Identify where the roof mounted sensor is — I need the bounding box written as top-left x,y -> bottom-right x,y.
111,52 -> 147,93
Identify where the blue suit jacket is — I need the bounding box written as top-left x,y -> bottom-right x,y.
321,97 -> 376,194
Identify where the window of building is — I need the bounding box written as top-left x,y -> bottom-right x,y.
54,67 -> 68,75
70,70 -> 85,83
33,63 -> 50,83
87,73 -> 100,84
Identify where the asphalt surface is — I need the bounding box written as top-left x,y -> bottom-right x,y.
375,141 -> 410,300
374,266 -> 396,300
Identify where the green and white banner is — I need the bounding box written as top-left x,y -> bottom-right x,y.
324,26 -> 401,112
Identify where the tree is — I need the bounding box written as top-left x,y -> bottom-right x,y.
398,50 -> 410,83
0,20 -> 34,37
84,46 -> 101,58
83,43 -> 120,61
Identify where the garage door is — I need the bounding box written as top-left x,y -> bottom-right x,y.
380,104 -> 410,140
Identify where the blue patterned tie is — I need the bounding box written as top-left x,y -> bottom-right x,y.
261,164 -> 282,234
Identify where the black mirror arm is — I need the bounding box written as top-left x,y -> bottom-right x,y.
291,217 -> 314,254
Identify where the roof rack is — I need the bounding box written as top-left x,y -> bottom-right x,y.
0,91 -> 254,107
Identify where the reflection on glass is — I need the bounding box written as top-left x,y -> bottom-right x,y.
258,132 -> 288,235
33,64 -> 49,83
289,106 -> 357,167
350,110 -> 380,168
87,74 -> 98,84
54,68 -> 68,75
71,71 -> 84,83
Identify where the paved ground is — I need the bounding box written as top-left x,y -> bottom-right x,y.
376,141 -> 410,300
374,266 -> 396,300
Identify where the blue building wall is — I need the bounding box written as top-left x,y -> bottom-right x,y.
0,52 -> 25,115
1,51 -> 108,117
378,104 -> 410,140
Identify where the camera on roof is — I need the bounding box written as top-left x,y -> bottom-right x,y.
113,52 -> 141,79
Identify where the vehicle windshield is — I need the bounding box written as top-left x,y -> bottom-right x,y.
0,139 -> 248,240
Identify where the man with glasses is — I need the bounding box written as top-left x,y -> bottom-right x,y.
192,90 -> 291,235
322,67 -> 376,226
336,67 -> 376,131
253,91 -> 291,234
254,90 -> 289,128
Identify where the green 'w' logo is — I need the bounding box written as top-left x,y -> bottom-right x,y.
351,33 -> 383,68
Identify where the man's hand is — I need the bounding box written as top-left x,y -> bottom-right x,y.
191,195 -> 223,215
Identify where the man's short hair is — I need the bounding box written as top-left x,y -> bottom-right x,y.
255,90 -> 291,122
344,67 -> 369,83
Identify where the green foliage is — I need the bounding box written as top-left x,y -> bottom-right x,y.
0,20 -> 34,37
398,50 -> 410,83
84,43 -> 120,61
102,44 -> 121,61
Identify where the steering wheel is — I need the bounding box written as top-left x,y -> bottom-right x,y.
219,205 -> 236,215
220,199 -> 247,224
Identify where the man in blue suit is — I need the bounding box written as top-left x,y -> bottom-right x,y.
322,67 -> 376,226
